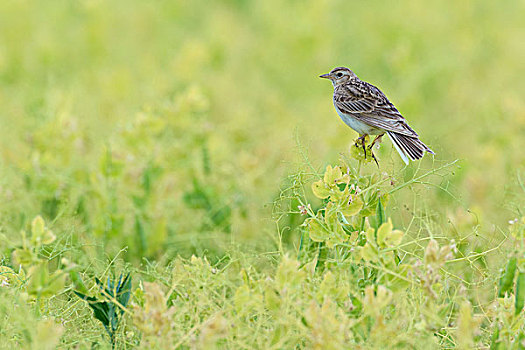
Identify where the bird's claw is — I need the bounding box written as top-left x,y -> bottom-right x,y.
371,151 -> 380,168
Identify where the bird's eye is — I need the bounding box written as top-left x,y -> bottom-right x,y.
336,72 -> 343,77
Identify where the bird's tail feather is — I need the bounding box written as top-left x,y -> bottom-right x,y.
386,132 -> 434,164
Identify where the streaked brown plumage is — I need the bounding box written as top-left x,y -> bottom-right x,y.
320,66 -> 434,164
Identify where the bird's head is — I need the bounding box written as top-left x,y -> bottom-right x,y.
319,67 -> 357,86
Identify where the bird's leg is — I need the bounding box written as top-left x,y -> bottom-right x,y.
371,151 -> 380,168
368,134 -> 384,167
368,134 -> 384,149
355,134 -> 368,159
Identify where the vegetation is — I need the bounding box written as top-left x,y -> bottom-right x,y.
0,0 -> 524,348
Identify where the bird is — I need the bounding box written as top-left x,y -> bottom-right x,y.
319,66 -> 434,165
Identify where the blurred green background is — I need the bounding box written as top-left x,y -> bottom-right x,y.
0,0 -> 523,262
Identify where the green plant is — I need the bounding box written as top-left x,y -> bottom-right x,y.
9,216 -> 66,305
75,273 -> 132,348
489,216 -> 525,349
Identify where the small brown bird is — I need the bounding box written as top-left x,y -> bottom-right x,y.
320,67 -> 434,164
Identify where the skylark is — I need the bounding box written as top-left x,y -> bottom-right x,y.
320,67 -> 434,164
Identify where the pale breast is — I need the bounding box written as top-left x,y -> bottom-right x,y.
334,103 -> 382,135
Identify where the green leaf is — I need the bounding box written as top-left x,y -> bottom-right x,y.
26,262 -> 66,298
89,301 -> 113,339
360,243 -> 378,262
27,263 -> 49,296
312,180 -> 330,199
75,273 -> 132,346
323,165 -> 342,185
376,197 -> 386,228
457,302 -> 478,349
29,216 -> 55,246
324,203 -> 338,229
364,227 -> 375,243
31,216 -> 46,241
388,230 -> 404,247
386,264 -> 413,290
325,225 -> 346,248
306,218 -> 329,242
377,219 -> 393,248
498,257 -> 517,297
117,273 -> 132,310
376,218 -> 404,248
12,248 -> 36,266
42,271 -> 66,297
490,324 -> 501,350
515,271 -> 525,315
42,230 -> 56,245
341,196 -> 363,217
70,270 -> 89,295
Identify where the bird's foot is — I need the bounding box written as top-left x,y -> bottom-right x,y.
355,135 -> 368,159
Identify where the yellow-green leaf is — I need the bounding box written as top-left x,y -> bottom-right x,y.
377,219 -> 404,248
12,248 -> 35,267
360,243 -> 378,262
359,205 -> 376,217
388,229 -> 404,247
377,218 -> 393,248
31,216 -> 46,245
312,180 -> 330,199
323,165 -> 342,185
27,263 -> 49,297
32,216 -> 45,237
515,272 -> 525,315
324,202 -> 338,229
306,218 -> 329,242
42,270 -> 66,297
341,196 -> 363,217
42,230 -> 56,245
326,225 -> 346,248
365,227 -> 375,243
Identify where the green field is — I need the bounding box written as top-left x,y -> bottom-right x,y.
0,1 -> 524,348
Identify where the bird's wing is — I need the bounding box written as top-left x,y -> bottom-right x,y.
334,81 -> 419,137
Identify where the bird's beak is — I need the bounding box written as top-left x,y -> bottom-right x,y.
319,73 -> 331,79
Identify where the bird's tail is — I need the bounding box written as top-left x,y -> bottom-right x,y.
386,132 -> 434,165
